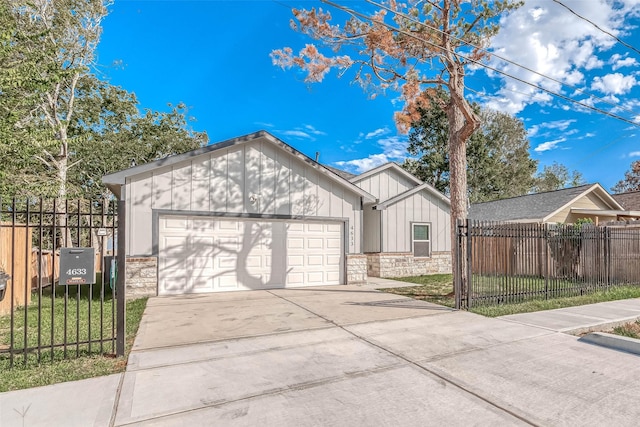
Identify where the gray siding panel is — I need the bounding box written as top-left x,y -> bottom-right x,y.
356,168 -> 417,200
126,140 -> 364,256
382,191 -> 451,253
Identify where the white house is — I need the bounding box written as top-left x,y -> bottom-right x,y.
351,163 -> 452,278
102,131 -> 451,297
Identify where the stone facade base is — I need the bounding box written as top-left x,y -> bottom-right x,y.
126,257 -> 158,299
366,252 -> 452,278
346,254 -> 368,285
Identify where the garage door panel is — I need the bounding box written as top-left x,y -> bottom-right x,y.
307,271 -> 324,283
288,255 -> 304,266
217,256 -> 236,269
326,238 -> 341,249
307,238 -> 323,249
218,274 -> 240,288
192,218 -> 214,232
161,236 -> 188,256
192,257 -> 213,269
162,217 -> 188,232
288,238 -> 304,249
307,255 -> 323,266
158,216 -> 344,295
327,255 -> 341,266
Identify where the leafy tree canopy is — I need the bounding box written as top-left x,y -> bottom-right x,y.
403,88 -> 537,203
611,160 -> 640,194
533,162 -> 585,193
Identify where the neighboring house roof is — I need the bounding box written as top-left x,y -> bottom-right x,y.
468,184 -> 624,223
613,191 -> 640,210
373,182 -> 451,210
324,165 -> 356,181
102,130 -> 376,203
349,162 -> 422,186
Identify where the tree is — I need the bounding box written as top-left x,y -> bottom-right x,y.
0,2 -> 208,200
272,0 -> 523,295
7,0 -> 111,200
533,162 -> 585,193
611,160 -> 640,194
403,89 -> 537,203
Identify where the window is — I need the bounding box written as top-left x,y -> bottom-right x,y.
412,223 -> 431,257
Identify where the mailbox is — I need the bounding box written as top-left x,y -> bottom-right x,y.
0,270 -> 9,302
60,248 -> 96,285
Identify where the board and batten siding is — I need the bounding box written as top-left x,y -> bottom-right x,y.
125,140 -> 363,256
381,191 -> 451,253
362,206 -> 381,253
546,192 -> 614,224
355,168 -> 418,201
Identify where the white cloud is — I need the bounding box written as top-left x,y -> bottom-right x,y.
611,54 -> 638,70
534,137 -> 566,152
484,0 -> 640,114
630,151 -> 640,157
281,124 -> 327,140
365,127 -> 390,139
334,135 -> 408,173
542,119 -> 576,131
303,124 -> 327,136
591,73 -> 637,95
255,121 -> 274,128
282,130 -> 312,139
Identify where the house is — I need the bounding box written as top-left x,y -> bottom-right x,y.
468,183 -> 640,224
350,163 -> 452,278
612,190 -> 640,211
102,131 -> 453,297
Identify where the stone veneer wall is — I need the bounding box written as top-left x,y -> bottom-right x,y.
366,252 -> 452,278
346,254 -> 368,284
126,257 -> 157,299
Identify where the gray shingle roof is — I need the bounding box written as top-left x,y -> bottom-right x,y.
323,165 -> 356,180
613,191 -> 640,210
468,184 -> 595,222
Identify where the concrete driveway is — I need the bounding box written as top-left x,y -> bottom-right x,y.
114,285 -> 640,426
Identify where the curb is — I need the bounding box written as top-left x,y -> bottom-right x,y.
560,316 -> 640,336
579,332 -> 640,356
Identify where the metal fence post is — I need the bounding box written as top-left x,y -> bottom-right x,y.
466,218 -> 472,309
455,219 -> 462,309
116,199 -> 126,357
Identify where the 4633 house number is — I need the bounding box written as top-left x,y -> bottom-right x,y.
66,268 -> 87,276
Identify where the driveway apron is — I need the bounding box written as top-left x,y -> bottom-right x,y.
114,286 -> 640,426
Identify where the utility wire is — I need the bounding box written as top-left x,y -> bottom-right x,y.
551,0 -> 640,58
365,0 -> 640,119
320,0 -> 640,128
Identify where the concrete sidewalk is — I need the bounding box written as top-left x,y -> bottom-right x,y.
499,298 -> 640,335
2,281 -> 640,427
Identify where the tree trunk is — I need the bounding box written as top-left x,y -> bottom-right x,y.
445,61 -> 480,301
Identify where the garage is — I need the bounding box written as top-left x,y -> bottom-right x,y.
158,215 -> 344,294
102,131 -> 374,297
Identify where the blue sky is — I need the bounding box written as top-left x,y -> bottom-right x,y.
97,0 -> 640,191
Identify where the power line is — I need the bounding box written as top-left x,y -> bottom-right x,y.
551,0 -> 640,58
364,0 -> 640,120
319,0 -> 640,129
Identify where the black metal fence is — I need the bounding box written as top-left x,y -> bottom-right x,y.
456,220 -> 640,309
0,197 -> 124,368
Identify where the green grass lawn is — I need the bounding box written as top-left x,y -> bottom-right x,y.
0,284 -> 147,392
380,274 -> 640,317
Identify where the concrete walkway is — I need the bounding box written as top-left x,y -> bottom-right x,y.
2,280 -> 640,426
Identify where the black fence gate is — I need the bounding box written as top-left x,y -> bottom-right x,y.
0,197 -> 125,368
456,219 -> 640,309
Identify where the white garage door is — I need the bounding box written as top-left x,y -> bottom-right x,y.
158,215 -> 344,295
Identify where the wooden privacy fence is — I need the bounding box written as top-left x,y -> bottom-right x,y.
0,223 -> 32,315
456,220 -> 640,308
